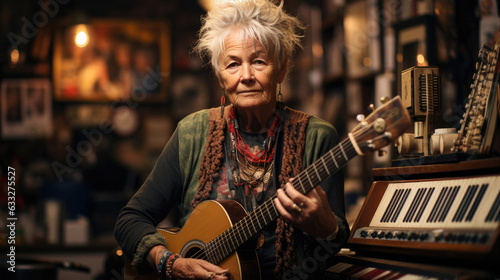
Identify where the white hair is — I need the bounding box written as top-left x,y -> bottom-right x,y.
194,0 -> 305,79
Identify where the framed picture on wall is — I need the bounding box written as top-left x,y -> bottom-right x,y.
1,79 -> 53,139
53,19 -> 170,102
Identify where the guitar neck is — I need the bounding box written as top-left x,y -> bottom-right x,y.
205,138 -> 357,264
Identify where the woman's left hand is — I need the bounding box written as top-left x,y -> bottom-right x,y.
274,182 -> 338,238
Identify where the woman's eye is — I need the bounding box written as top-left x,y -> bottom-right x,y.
227,62 -> 238,68
254,60 -> 265,65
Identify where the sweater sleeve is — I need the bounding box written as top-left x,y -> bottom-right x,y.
303,117 -> 350,250
114,129 -> 183,269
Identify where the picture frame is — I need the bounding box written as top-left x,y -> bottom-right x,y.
1,79 -> 53,139
53,19 -> 170,103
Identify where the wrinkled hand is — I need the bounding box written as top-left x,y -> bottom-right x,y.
274,182 -> 338,238
171,258 -> 231,280
149,246 -> 231,280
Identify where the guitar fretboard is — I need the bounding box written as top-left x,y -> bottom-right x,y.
203,138 -> 358,264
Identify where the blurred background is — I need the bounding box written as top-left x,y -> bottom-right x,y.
0,0 -> 496,279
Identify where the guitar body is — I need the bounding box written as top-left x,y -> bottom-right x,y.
124,200 -> 261,280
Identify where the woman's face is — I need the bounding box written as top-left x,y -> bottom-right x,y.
218,32 -> 286,111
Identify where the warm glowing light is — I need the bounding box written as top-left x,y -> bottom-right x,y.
10,49 -> 20,64
417,53 -> 425,64
116,249 -> 123,257
75,31 -> 88,47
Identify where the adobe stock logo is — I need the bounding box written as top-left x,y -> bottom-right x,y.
7,0 -> 70,49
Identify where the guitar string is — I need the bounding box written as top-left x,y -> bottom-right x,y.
191,142 -> 359,263
191,145 -> 358,263
187,122 -> 376,262
188,124 -> 371,262
188,126 -> 369,262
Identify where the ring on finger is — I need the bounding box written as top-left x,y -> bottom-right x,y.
291,203 -> 303,213
204,272 -> 215,280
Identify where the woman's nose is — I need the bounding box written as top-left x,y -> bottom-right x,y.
240,63 -> 255,82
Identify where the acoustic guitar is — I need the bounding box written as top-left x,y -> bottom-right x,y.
124,96 -> 411,280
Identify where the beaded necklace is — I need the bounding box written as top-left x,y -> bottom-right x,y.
227,104 -> 284,189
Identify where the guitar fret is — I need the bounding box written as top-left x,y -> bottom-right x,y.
329,149 -> 339,168
226,230 -> 235,252
271,201 -> 279,216
255,207 -> 266,229
262,205 -> 273,224
243,219 -> 250,241
255,212 -> 262,229
297,176 -> 306,193
234,225 -> 243,246
265,203 -> 272,222
313,164 -> 321,183
250,214 -> 257,234
221,239 -> 229,258
321,157 -> 331,175
305,172 -> 314,190
205,244 -> 213,263
212,243 -> 221,263
339,142 -> 348,161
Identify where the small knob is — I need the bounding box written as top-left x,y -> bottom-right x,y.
380,97 -> 390,104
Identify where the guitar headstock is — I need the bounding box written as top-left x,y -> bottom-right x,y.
350,96 -> 411,155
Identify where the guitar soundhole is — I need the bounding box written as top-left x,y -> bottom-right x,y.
181,239 -> 206,260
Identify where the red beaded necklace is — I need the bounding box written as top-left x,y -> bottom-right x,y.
227,105 -> 283,165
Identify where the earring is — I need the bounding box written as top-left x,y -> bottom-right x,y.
277,84 -> 283,103
220,90 -> 226,119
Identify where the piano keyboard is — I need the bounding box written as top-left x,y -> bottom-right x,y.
349,174 -> 500,256
370,175 -> 500,230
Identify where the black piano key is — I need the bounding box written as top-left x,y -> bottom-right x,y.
486,190 -> 500,222
453,185 -> 473,222
466,184 -> 488,222
439,186 -> 460,222
428,187 -> 447,223
453,184 -> 478,222
415,187 -> 434,223
384,189 -> 404,223
403,188 -> 424,223
391,189 -> 411,223
435,187 -> 451,222
381,189 -> 401,223
459,184 -> 479,221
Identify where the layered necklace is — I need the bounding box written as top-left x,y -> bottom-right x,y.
227,104 -> 284,189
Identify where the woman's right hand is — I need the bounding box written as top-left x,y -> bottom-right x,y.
171,257 -> 231,280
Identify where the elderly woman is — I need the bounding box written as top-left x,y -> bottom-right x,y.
114,0 -> 349,279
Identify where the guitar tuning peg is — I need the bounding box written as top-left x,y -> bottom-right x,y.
369,104 -> 375,113
380,97 -> 390,104
378,149 -> 387,157
356,114 -> 365,122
